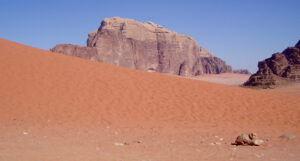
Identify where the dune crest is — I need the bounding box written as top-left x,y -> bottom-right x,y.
1,38 -> 299,129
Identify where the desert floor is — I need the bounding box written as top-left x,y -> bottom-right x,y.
195,73 -> 251,86
0,39 -> 299,161
196,73 -> 300,96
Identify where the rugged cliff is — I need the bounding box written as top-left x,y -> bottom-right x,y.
244,40 -> 300,88
51,17 -> 232,76
201,57 -> 232,74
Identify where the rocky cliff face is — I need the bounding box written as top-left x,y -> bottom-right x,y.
244,40 -> 300,88
201,57 -> 232,74
51,17 -> 232,76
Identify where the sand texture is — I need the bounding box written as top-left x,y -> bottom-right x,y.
0,38 -> 299,161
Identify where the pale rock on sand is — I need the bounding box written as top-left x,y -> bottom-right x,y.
114,142 -> 125,146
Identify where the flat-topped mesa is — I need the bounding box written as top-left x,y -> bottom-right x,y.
51,17 -> 232,76
244,40 -> 300,88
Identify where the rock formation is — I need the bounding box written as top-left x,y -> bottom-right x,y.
233,133 -> 264,146
233,69 -> 251,74
50,44 -> 98,61
51,17 -> 232,76
201,57 -> 232,74
244,40 -> 300,88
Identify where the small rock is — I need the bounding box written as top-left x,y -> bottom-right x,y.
23,131 -> 28,135
279,134 -> 296,140
209,142 -> 215,146
114,142 -> 125,146
252,139 -> 264,146
132,140 -> 141,144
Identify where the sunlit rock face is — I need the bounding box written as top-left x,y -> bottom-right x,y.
51,17 -> 232,76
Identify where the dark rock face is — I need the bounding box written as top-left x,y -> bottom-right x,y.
233,69 -> 251,74
51,17 -> 232,76
244,40 -> 300,88
296,40 -> 300,48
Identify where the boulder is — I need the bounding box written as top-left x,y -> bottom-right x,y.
233,133 -> 264,146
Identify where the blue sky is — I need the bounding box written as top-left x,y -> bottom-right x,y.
1,0 -> 299,72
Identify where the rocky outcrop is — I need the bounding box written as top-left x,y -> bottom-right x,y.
233,133 -> 264,146
244,40 -> 300,88
201,57 -> 232,74
233,69 -> 251,74
51,17 -> 232,76
50,44 -> 98,61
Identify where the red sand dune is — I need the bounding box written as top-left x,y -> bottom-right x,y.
0,38 -> 299,161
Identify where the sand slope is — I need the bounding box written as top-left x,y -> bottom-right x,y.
0,38 -> 299,161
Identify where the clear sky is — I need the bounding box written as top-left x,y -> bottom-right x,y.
1,0 -> 299,72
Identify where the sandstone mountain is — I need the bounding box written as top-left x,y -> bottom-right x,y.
51,17 -> 232,76
244,40 -> 300,88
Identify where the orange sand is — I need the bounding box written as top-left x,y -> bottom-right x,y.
0,38 -> 299,161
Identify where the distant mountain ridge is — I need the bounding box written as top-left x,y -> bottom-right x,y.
51,17 -> 232,76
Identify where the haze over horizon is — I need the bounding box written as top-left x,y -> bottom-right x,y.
1,0 -> 299,72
